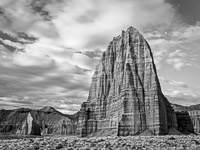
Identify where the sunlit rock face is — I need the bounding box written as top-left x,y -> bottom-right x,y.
77,27 -> 178,137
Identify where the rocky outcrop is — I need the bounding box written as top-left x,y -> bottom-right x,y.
189,110 -> 200,133
0,107 -> 78,135
172,104 -> 200,133
175,112 -> 194,133
77,26 -> 178,137
21,113 -> 41,135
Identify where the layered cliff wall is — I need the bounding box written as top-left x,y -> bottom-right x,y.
77,27 -> 178,137
0,107 -> 78,135
172,104 -> 200,133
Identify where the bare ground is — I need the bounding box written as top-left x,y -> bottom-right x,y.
0,135 -> 200,150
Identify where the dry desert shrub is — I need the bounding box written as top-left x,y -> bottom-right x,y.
0,135 -> 200,150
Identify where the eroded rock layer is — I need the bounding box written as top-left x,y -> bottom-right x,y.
21,113 -> 41,135
172,104 -> 200,133
0,107 -> 78,135
77,27 -> 177,137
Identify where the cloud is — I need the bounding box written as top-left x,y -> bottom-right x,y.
77,49 -> 103,60
0,45 -> 13,60
1,0 -> 179,56
55,104 -> 81,114
147,23 -> 200,71
12,52 -> 55,66
0,0 -> 200,113
167,96 -> 200,106
50,0 -> 177,49
168,49 -> 186,58
164,88 -> 198,99
166,58 -> 185,70
0,31 -> 36,44
172,24 -> 200,41
0,45 -> 94,113
159,76 -> 200,106
69,53 -> 98,70
160,77 -> 188,88
0,30 -> 37,54
147,38 -> 180,70
0,38 -> 25,49
0,55 -> 93,94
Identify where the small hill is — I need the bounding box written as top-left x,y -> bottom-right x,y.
40,106 -> 58,113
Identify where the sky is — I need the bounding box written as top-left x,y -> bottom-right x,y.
0,0 -> 199,114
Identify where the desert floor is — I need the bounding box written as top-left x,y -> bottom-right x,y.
0,135 -> 200,150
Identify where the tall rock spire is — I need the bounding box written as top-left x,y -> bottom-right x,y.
77,27 -> 177,137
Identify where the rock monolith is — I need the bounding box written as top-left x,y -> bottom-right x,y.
77,27 -> 178,137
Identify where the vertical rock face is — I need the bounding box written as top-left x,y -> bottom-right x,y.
77,27 -> 177,137
189,110 -> 200,133
175,112 -> 194,133
172,104 -> 200,133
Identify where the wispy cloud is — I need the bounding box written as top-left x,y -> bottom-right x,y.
147,23 -> 200,71
160,77 -> 188,88
166,58 -> 185,70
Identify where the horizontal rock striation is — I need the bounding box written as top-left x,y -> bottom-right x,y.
77,27 -> 178,137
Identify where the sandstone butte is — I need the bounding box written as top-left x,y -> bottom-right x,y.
77,26 -> 178,137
